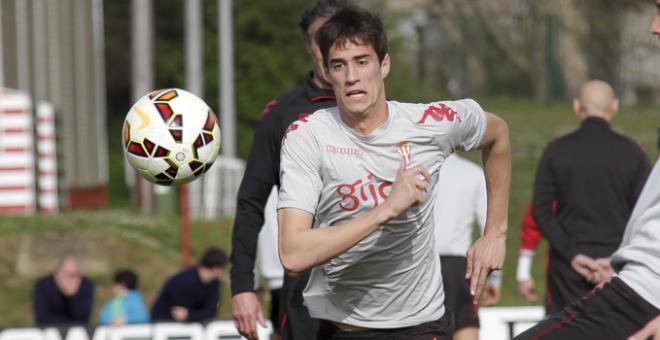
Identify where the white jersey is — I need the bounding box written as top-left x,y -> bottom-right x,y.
611,158 -> 660,310
279,99 -> 487,328
257,186 -> 284,290
433,154 -> 487,256
433,154 -> 502,287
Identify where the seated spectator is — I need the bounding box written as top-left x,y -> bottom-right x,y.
33,255 -> 94,326
151,247 -> 228,322
99,269 -> 149,325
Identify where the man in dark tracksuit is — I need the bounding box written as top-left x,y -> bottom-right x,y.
532,80 -> 651,315
230,2 -> 348,339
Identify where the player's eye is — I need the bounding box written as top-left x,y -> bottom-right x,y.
330,63 -> 344,71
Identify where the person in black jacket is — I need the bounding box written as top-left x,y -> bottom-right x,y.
532,79 -> 651,315
229,1 -> 349,339
151,248 -> 227,322
33,255 -> 94,326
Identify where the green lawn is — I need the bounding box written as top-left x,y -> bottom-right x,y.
0,97 -> 657,327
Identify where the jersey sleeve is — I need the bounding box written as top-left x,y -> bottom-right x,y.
446,99 -> 487,152
278,122 -> 322,214
230,106 -> 282,295
520,203 -> 543,252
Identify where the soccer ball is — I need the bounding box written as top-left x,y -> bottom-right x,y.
122,88 -> 221,185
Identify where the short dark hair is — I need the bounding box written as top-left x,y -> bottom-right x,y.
114,269 -> 138,290
299,0 -> 352,43
316,6 -> 388,68
199,247 -> 228,269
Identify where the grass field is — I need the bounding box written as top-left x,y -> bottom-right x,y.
0,97 -> 657,327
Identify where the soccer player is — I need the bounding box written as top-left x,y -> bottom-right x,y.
515,5 -> 660,338
532,79 -> 651,315
230,2 -> 349,339
278,5 -> 511,338
434,154 -> 502,340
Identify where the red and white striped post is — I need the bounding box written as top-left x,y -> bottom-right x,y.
0,88 -> 35,214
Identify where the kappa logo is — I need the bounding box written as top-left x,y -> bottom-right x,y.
417,103 -> 459,124
326,145 -> 363,157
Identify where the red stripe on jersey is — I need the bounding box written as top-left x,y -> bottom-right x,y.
261,99 -> 278,118
309,95 -> 335,102
532,312 -> 576,339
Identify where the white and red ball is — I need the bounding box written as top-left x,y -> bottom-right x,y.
122,88 -> 221,185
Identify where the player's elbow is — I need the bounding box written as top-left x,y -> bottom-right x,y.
279,251 -> 306,277
481,113 -> 510,149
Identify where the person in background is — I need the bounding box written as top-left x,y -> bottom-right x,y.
434,154 -> 502,340
99,269 -> 149,325
151,247 -> 227,322
230,1 -> 350,339
515,7 -> 660,338
33,255 -> 94,326
531,79 -> 650,315
257,186 -> 284,338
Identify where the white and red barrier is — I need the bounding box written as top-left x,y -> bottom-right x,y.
0,89 -> 59,214
36,101 -> 58,213
0,88 -> 35,214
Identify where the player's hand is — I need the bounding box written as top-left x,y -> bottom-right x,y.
570,254 -> 599,283
629,314 -> 660,340
382,159 -> 431,218
171,306 -> 188,321
481,283 -> 501,306
517,278 -> 539,302
232,292 -> 266,340
593,258 -> 614,286
465,232 -> 506,304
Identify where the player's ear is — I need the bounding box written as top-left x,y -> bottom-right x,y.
610,98 -> 619,115
572,98 -> 582,118
380,53 -> 390,79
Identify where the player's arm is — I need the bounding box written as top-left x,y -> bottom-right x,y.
230,112 -> 281,295
278,160 -> 431,276
531,144 -> 579,262
516,203 -> 542,301
473,165 -> 503,306
230,109 -> 279,338
466,112 -> 510,303
187,284 -> 220,321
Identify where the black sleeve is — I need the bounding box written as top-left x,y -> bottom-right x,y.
187,282 -> 220,321
532,145 -> 579,262
629,147 -> 652,209
230,109 -> 283,295
33,280 -> 51,325
151,279 -> 174,321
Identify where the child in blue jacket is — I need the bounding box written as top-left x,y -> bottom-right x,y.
99,269 -> 149,325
